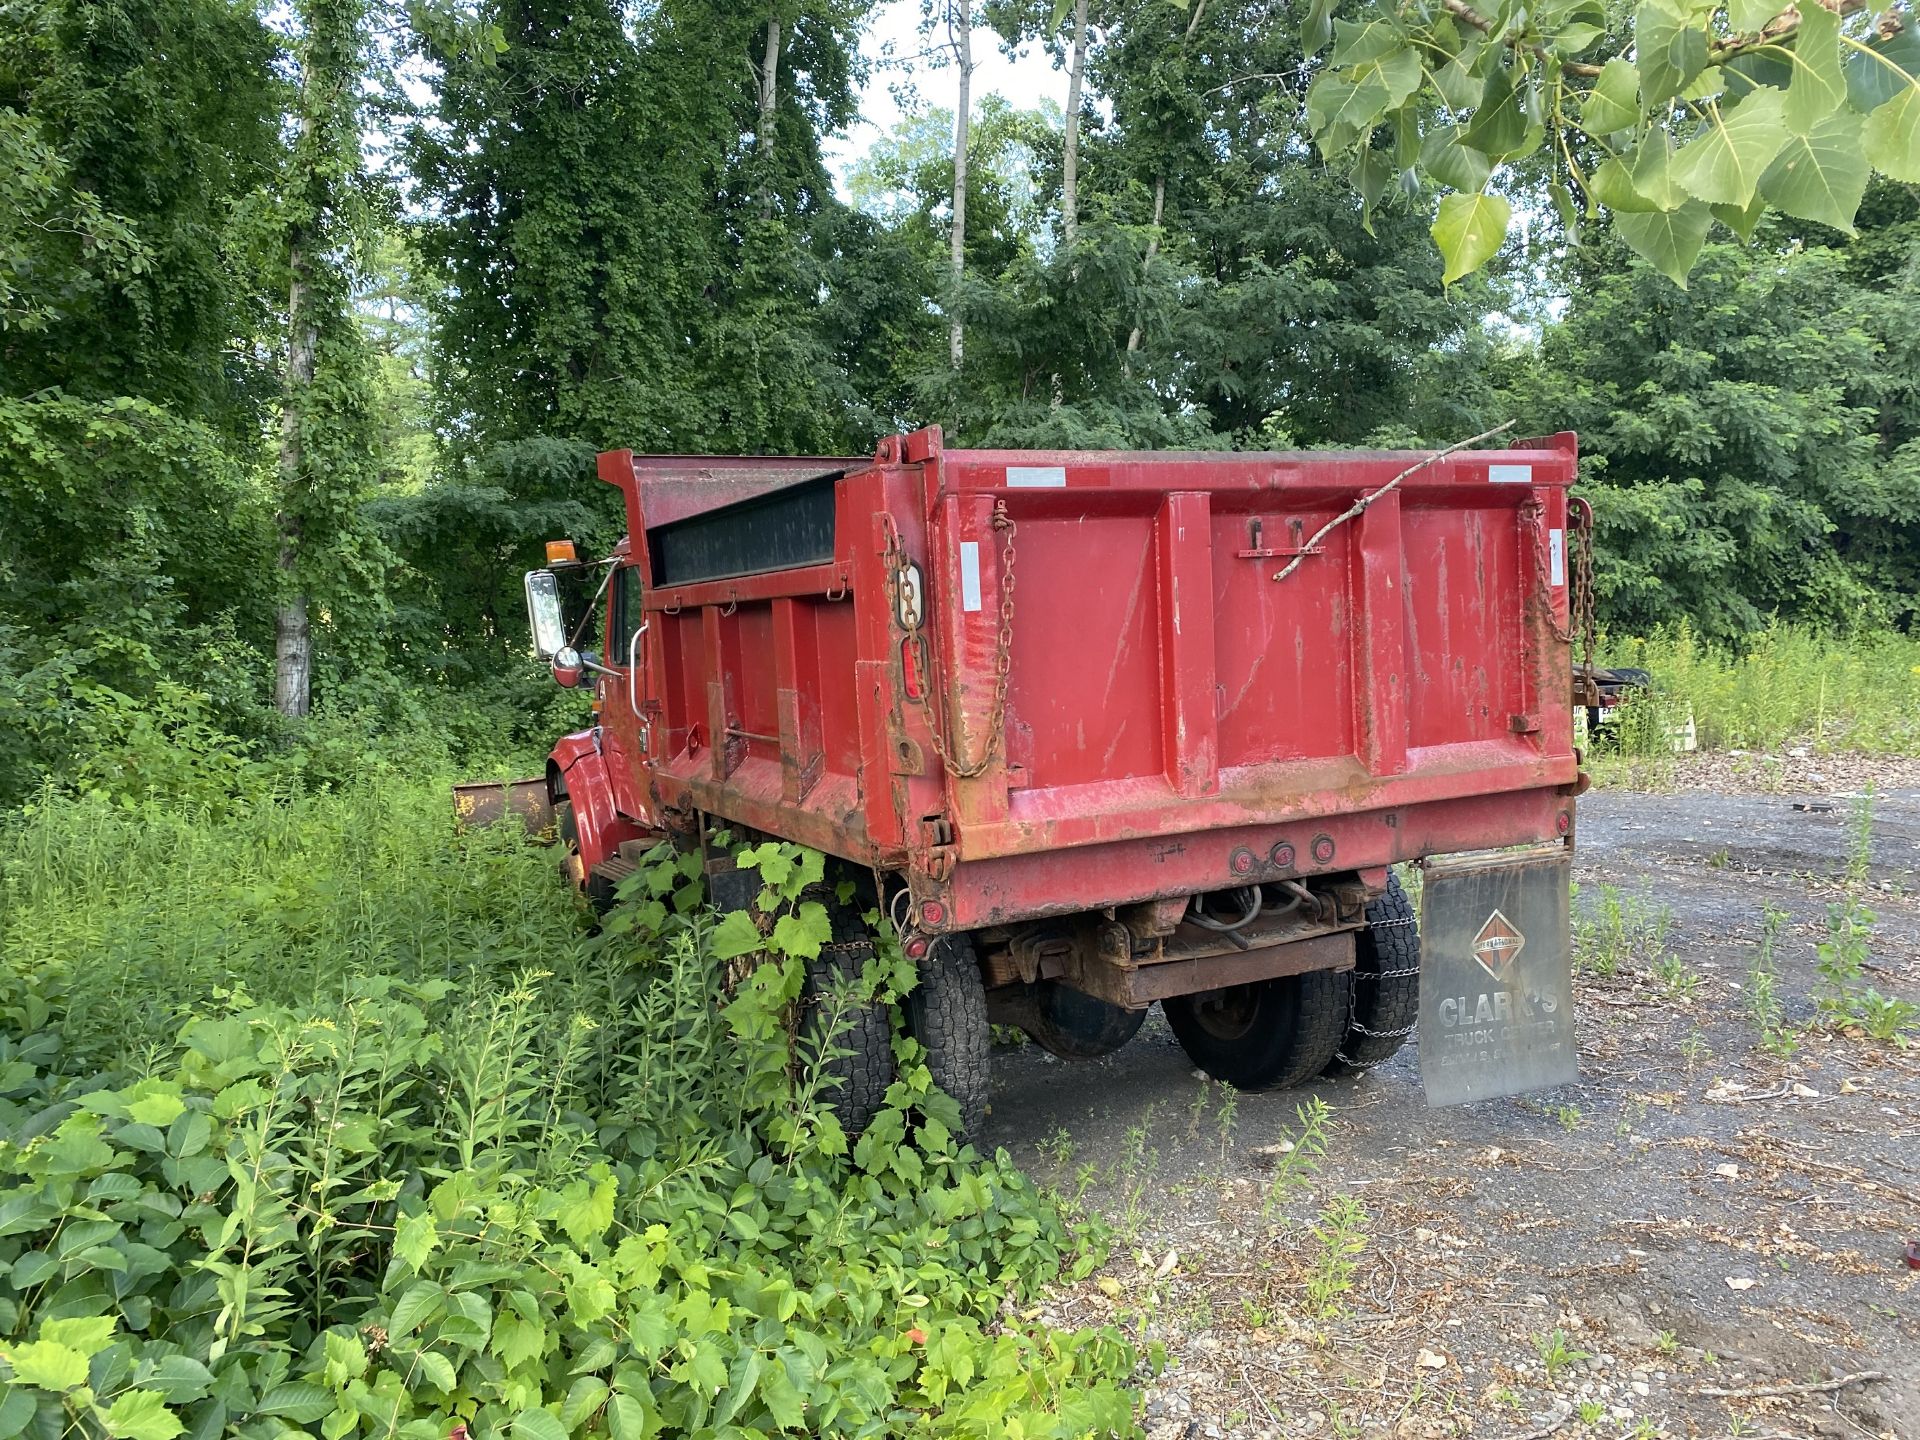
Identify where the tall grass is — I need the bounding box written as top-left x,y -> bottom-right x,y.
0,784 -> 586,1067
1603,622 -> 1920,754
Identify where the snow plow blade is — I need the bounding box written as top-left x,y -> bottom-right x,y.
451,778 -> 554,837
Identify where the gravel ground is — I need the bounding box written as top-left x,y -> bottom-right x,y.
986,780 -> 1920,1440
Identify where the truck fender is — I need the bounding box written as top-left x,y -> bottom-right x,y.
547,730 -> 643,884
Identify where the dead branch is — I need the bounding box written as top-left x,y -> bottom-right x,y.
1491,1411 -> 1571,1440
1272,421 -> 1517,583
1696,1369 -> 1889,1400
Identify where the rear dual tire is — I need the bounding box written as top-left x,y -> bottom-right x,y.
905,935 -> 992,1140
1324,871 -> 1421,1076
1166,873 -> 1423,1090
804,927 -> 992,1144
1165,969 -> 1350,1091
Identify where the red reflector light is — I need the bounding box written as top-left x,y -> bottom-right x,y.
920,900 -> 946,927
901,638 -> 924,699
904,937 -> 930,958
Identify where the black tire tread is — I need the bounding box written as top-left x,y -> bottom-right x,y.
1025,984 -> 1147,1059
1165,968 -> 1349,1092
801,943 -> 894,1137
1324,871 -> 1421,1076
905,936 -> 992,1140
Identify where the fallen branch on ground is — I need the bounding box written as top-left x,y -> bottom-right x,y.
1695,1369 -> 1888,1399
1490,1412 -> 1570,1440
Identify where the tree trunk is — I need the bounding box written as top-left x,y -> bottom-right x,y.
1062,0 -> 1087,248
756,14 -> 781,220
949,1 -> 973,367
1125,175 -> 1164,355
1125,0 -> 1203,358
274,237 -> 317,718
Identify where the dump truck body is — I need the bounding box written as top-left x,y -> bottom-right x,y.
536,426 -> 1586,1116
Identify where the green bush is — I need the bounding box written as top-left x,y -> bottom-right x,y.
0,789 -> 1138,1439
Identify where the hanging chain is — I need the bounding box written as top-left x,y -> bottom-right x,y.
1533,496 -> 1598,697
883,505 -> 1018,780
1573,497 -> 1598,695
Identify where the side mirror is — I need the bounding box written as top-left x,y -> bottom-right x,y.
524,570 -> 567,659
552,645 -> 584,689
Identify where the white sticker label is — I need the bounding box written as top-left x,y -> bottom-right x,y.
1006,465 -> 1067,488
1549,528 -> 1565,586
1488,464 -> 1533,484
959,541 -> 983,612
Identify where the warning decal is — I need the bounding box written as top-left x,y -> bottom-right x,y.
1470,909 -> 1526,982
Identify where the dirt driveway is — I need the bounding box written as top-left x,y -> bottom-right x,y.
988,782 -> 1920,1440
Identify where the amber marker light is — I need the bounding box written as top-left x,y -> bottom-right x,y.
545,540 -> 577,563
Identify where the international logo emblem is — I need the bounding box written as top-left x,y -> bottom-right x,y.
1471,909 -> 1526,981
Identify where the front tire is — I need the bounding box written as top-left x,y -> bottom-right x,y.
905,935 -> 992,1141
1164,968 -> 1349,1091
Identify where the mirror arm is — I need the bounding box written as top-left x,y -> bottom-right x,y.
567,557 -> 623,653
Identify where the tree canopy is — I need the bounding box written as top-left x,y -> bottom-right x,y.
0,0 -> 1916,799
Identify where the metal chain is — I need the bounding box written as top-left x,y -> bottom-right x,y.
1348,1018 -> 1419,1040
885,505 -> 1018,781
1573,498 -> 1598,695
1533,497 -> 1599,693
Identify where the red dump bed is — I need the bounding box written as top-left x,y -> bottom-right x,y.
581,427 -> 1581,933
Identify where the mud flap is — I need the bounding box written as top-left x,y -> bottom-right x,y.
1418,845 -> 1577,1107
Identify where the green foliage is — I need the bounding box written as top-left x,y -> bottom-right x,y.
1514,235 -> 1920,639
0,786 -> 1138,1439
1304,0 -> 1920,283
1600,623 -> 1920,752
410,0 -> 876,456
0,0 -> 281,424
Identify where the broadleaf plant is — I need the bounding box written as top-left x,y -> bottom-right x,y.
1305,0 -> 1920,284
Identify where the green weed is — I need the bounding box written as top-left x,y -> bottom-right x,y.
1601,623 -> 1920,755
1747,904 -> 1797,1055
1574,883 -> 1674,978
1815,899 -> 1917,1044
0,786 -> 1139,1440
1303,1195 -> 1369,1319
1533,1326 -> 1593,1382
1260,1097 -> 1333,1219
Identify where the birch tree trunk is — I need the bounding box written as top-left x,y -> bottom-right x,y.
756,14 -> 781,220
1062,0 -> 1087,247
273,162 -> 317,717
949,0 -> 973,367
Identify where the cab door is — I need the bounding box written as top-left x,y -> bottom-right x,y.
599,561 -> 652,822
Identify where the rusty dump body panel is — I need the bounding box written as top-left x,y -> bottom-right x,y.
559,427 -> 1581,946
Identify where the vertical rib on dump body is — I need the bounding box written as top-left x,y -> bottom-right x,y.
591,426 -> 1581,935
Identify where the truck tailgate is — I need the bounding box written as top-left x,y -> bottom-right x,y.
917,438 -> 1579,860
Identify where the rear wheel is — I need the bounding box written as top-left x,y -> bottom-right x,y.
1164,968 -> 1349,1091
1324,871 -> 1421,1076
1022,982 -> 1146,1059
905,935 -> 992,1141
800,942 -> 895,1137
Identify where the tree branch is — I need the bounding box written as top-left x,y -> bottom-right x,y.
1273,421 -> 1518,583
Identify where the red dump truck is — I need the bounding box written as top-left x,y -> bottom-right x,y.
515,426 -> 1589,1133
